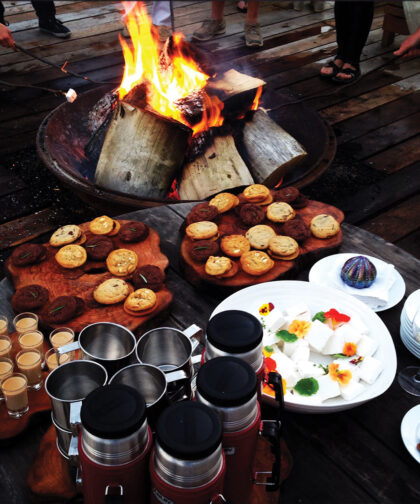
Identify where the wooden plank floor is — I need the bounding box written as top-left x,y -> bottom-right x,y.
0,0 -> 419,269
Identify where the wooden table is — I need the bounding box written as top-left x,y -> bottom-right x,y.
0,203 -> 419,504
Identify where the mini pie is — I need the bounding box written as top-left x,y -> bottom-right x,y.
221,235 -> 250,257
205,256 -> 233,276
266,202 -> 295,223
89,215 -> 115,235
50,225 -> 82,247
310,214 -> 340,239
268,236 -> 300,261
55,245 -> 87,269
209,193 -> 239,213
186,221 -> 219,241
243,184 -> 270,203
124,288 -> 157,315
240,251 -> 274,276
93,278 -> 132,305
106,249 -> 138,276
245,225 -> 276,250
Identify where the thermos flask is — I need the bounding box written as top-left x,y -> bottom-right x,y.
196,357 -> 281,503
150,401 -> 227,504
78,384 -> 153,504
204,310 -> 265,396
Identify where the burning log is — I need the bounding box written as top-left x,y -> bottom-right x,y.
94,101 -> 192,200
179,134 -> 254,200
241,109 -> 307,187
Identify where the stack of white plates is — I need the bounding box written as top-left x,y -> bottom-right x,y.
400,289 -> 420,358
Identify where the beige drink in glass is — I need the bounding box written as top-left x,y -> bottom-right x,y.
0,357 -> 13,401
45,348 -> 72,371
49,328 -> 75,349
19,330 -> 44,356
16,349 -> 43,390
1,373 -> 29,418
0,335 -> 12,358
13,313 -> 38,334
0,315 -> 8,335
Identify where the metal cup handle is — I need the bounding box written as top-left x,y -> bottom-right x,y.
69,400 -> 82,436
182,324 -> 202,353
165,369 -> 190,402
68,434 -> 80,467
56,340 -> 80,356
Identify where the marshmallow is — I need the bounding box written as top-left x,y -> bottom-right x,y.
317,374 -> 341,402
65,88 -> 77,103
284,304 -> 311,323
334,324 -> 363,345
305,320 -> 333,353
357,335 -> 378,358
340,381 -> 365,401
322,332 -> 345,355
358,356 -> 383,384
264,309 -> 288,333
348,315 -> 369,335
296,360 -> 326,379
291,344 -> 310,363
282,338 -> 309,357
270,352 -> 299,387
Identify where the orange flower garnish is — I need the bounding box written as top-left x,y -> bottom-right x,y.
265,357 -> 277,373
288,320 -> 311,338
259,302 -> 274,316
328,363 -> 352,386
262,377 -> 286,397
343,342 -> 357,357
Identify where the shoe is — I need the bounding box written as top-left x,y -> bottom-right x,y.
293,1 -> 305,11
245,22 -> 263,47
319,59 -> 342,79
311,1 -> 325,12
152,24 -> 173,43
39,18 -> 71,38
332,65 -> 361,85
192,19 -> 226,41
237,1 -> 248,13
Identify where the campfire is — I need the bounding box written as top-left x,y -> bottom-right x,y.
86,2 -> 307,201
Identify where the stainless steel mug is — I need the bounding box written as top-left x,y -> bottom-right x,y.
45,360 -> 108,434
58,322 -> 137,377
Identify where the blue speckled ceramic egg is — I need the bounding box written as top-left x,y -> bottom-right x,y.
340,256 -> 377,289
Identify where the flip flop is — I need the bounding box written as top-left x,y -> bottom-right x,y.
332,66 -> 361,85
319,60 -> 342,79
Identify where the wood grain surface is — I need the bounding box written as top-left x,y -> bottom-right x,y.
5,220 -> 173,334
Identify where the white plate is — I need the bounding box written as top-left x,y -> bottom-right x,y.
401,330 -> 420,358
401,405 -> 420,464
308,253 -> 406,312
210,281 -> 397,414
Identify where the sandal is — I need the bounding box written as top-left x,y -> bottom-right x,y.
319,60 -> 342,79
237,1 -> 248,13
332,66 -> 361,85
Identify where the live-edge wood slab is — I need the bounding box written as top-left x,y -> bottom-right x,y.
5,220 -> 173,334
181,199 -> 344,288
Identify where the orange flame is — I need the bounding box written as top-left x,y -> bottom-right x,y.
251,85 -> 263,111
118,1 -> 223,135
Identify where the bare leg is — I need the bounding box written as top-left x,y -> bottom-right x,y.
212,1 -> 225,21
246,1 -> 259,24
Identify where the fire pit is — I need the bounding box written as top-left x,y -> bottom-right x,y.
37,4 -> 336,213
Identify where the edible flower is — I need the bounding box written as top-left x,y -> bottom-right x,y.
328,363 -> 352,386
343,342 -> 357,357
324,308 -> 351,329
259,302 -> 274,316
262,376 -> 286,397
288,320 -> 311,338
265,357 -> 277,373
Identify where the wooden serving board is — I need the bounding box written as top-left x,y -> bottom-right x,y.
0,331 -> 51,440
27,424 -> 293,503
5,220 -> 173,334
180,199 -> 344,288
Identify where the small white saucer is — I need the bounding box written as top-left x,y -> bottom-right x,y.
309,253 -> 406,312
401,405 -> 420,464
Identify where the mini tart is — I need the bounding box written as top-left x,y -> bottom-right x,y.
268,236 -> 299,261
186,221 -> 219,241
209,192 -> 239,213
106,249 -> 138,277
205,256 -> 233,276
89,215 -> 115,235
50,225 -> 82,247
107,220 -> 121,236
266,202 -> 295,223
243,184 -> 270,203
310,214 -> 340,239
245,225 -> 276,250
55,245 -> 87,269
124,288 -> 156,313
93,278 -> 132,305
220,235 -> 250,257
240,251 -> 274,276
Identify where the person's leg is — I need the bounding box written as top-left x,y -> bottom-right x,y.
245,1 -> 259,23
32,1 -> 71,38
152,1 -> 171,27
211,1 -> 225,21
320,1 -> 345,76
244,1 -> 262,46
31,0 -> 55,21
192,1 -> 226,41
0,2 -> 6,25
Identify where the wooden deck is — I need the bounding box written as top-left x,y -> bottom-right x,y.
0,0 -> 419,269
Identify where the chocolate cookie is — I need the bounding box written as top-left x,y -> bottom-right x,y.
189,240 -> 220,263
273,187 -> 299,204
84,236 -> 114,261
11,244 -> 46,267
120,222 -> 149,243
132,265 -> 165,291
12,285 -> 49,312
283,218 -> 311,243
186,203 -> 219,225
239,204 -> 265,226
44,296 -> 82,324
291,193 -> 309,209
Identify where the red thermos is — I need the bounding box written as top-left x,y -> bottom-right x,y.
196,357 -> 282,504
150,401 -> 227,504
204,311 -> 265,398
79,384 -> 153,504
